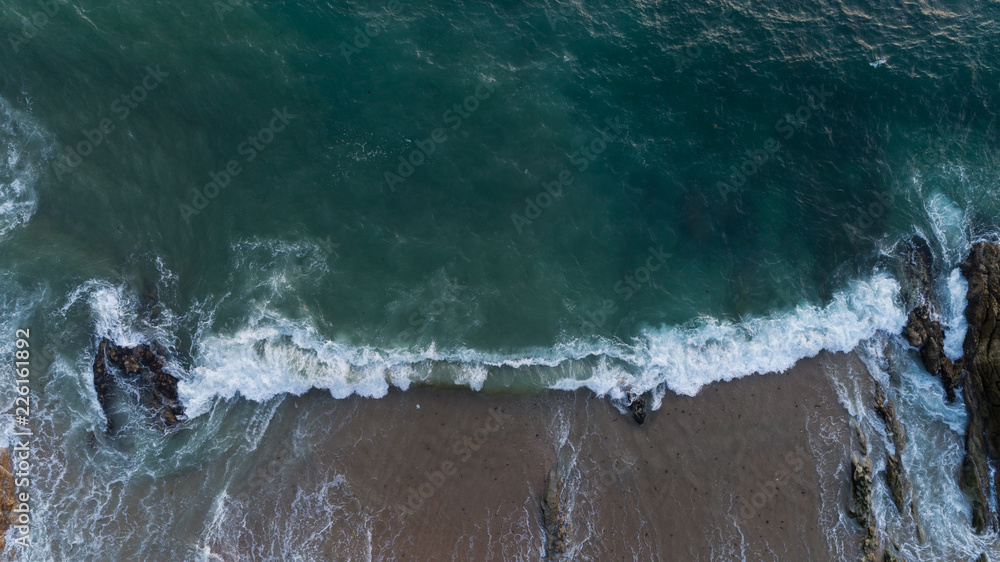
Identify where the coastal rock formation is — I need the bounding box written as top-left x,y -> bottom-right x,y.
873,384 -> 924,542
0,449 -> 14,552
900,236 -> 963,400
958,242 -> 1000,533
898,236 -> 935,307
884,541 -> 905,562
884,453 -> 908,514
541,464 -> 568,557
873,385 -> 905,455
848,451 -> 878,561
92,338 -> 185,433
627,392 -> 646,425
904,305 -> 963,400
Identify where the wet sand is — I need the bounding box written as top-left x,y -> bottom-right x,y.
201,350 -> 864,560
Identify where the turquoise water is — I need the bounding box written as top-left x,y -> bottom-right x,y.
1,0 -> 1000,557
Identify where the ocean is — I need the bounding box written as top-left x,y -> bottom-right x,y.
1,0 -> 999,558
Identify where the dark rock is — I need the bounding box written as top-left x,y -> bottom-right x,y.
627,392 -> 646,425
849,451 -> 880,560
958,242 -> 1000,533
92,340 -> 115,433
899,236 -> 963,401
852,420 -> 868,455
542,464 -> 568,557
872,384 -> 924,542
883,540 -> 904,562
849,452 -> 874,526
904,305 -> 962,401
91,337 -> 185,434
885,453 -> 909,514
873,384 -> 906,455
899,236 -> 935,309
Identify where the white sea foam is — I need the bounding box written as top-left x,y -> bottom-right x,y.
167,273 -> 906,418
0,97 -> 52,238
924,191 -> 971,268
554,273 -> 905,398
943,267 -> 968,361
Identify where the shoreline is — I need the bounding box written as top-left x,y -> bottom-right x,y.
198,350 -> 860,560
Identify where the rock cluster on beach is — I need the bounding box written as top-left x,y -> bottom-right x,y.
92,338 -> 185,433
873,384 -> 924,543
627,392 -> 647,425
848,446 -> 878,562
541,463 -> 568,557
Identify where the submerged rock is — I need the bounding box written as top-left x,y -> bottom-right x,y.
542,463 -> 568,557
958,242 -> 1000,533
91,337 -> 185,433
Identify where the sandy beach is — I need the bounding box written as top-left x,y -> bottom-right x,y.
193,351 -> 862,560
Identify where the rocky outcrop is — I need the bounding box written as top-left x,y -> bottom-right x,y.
884,541 -> 905,562
92,338 -> 185,433
900,236 -> 963,400
958,242 -> 1000,533
542,464 -> 568,557
903,305 -> 963,400
873,385 -> 905,455
849,451 -> 878,561
872,384 -> 924,543
884,453 -> 908,514
627,392 -> 646,425
898,236 -> 935,309
0,449 -> 14,552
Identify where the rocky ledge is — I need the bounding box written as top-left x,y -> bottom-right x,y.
541,463 -> 568,558
92,338 -> 185,433
899,239 -> 1000,534
957,242 -> 1000,533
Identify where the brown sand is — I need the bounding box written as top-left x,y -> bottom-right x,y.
201,350 -> 863,560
